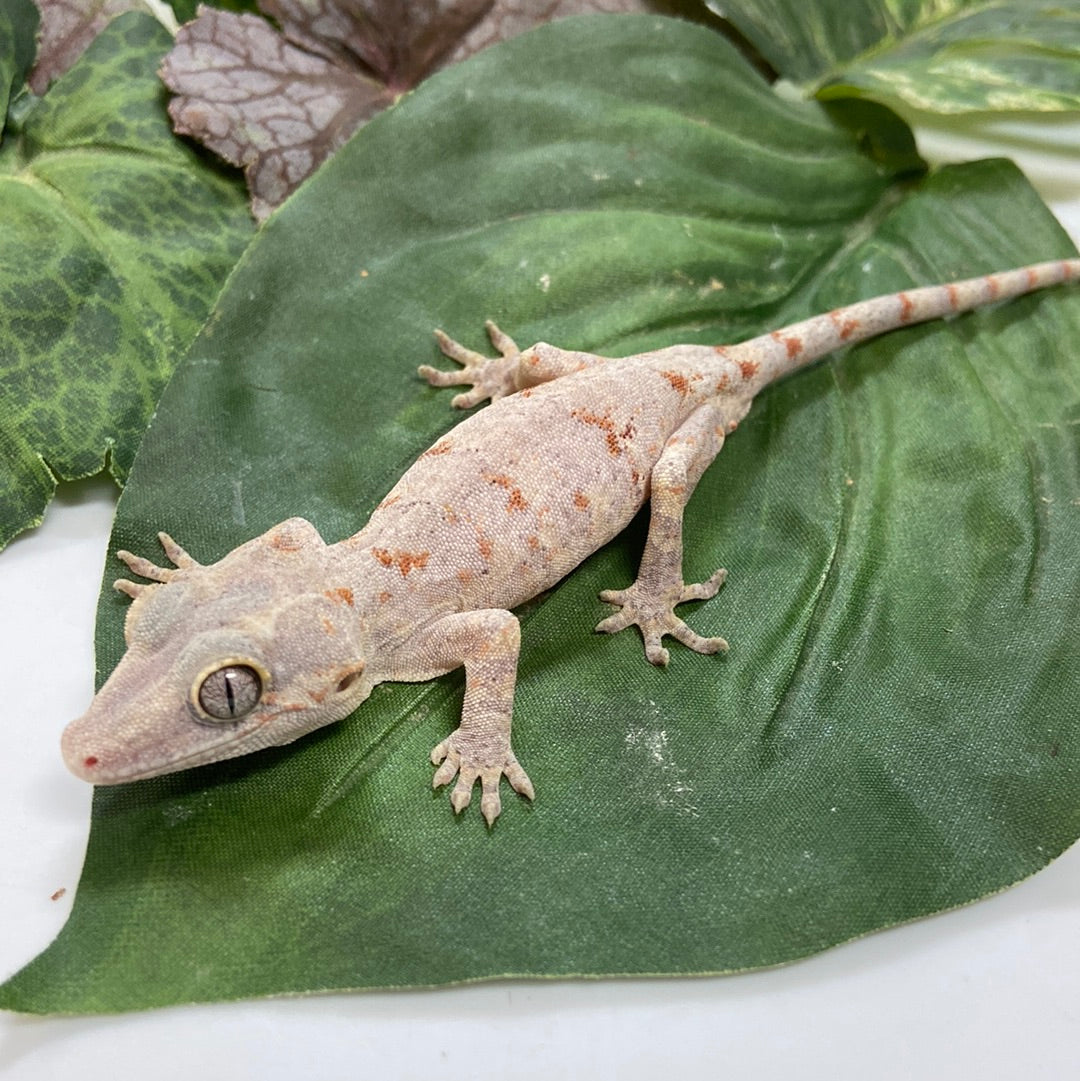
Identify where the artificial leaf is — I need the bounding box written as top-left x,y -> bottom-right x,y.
713,0 -> 1080,113
27,0 -> 166,94
160,0 -> 718,219
1,0 -> 38,122
5,15 -> 1078,1014
160,6 -> 394,222
0,12 -> 253,551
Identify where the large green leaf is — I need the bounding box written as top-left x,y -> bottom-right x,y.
0,13 -> 253,551
4,14 -> 1079,1013
715,0 -> 1080,112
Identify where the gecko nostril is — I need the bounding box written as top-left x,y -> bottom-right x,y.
83,756 -> 99,768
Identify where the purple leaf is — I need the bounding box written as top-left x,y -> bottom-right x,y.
161,0 -> 709,220
162,7 -> 392,220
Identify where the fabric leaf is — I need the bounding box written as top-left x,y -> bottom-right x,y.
27,0 -> 166,94
713,0 -> 1080,113
0,12 -> 253,550
160,0 -> 717,219
3,16 -> 1078,1013
1,0 -> 38,121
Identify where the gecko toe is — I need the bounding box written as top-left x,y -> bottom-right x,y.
645,640 -> 671,667
451,387 -> 491,409
450,782 -> 473,814
595,609 -> 634,635
668,619 -> 728,655
480,774 -> 503,826
434,329 -> 483,365
679,568 -> 727,603
504,757 -> 535,801
432,761 -> 457,789
418,363 -> 472,388
484,320 -> 519,357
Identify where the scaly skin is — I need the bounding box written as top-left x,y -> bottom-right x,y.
62,258 -> 1080,824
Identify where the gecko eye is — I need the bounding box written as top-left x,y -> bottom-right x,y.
194,664 -> 263,722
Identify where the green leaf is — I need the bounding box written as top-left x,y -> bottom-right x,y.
0,0 -> 37,124
714,0 -> 1080,113
0,12 -> 253,551
4,14 -> 1079,1013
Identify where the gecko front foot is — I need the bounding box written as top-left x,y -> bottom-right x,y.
431,727 -> 535,826
419,320 -> 522,408
595,570 -> 729,667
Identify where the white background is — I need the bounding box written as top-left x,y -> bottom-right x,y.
1,117 -> 1079,1079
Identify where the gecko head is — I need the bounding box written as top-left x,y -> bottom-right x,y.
62,518 -> 375,785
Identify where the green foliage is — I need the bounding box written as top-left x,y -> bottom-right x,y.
716,0 -> 1080,112
0,0 -> 37,123
0,13 -> 253,550
2,16 -> 1078,1013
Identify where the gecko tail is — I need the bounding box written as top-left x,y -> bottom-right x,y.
734,257 -> 1080,392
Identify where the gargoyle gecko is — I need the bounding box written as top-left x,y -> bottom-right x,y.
63,259 -> 1080,824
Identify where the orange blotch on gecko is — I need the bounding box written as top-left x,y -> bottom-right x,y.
660,370 -> 691,396
325,587 -> 354,607
421,440 -> 453,457
484,472 -> 529,512
269,531 -> 303,552
570,408 -> 627,457
372,547 -> 430,577
829,310 -> 860,340
772,332 -> 803,359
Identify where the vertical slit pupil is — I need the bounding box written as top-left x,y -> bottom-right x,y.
198,664 -> 261,720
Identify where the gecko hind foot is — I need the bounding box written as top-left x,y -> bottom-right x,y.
595,569 -> 729,667
419,320 -> 521,409
431,728 -> 535,826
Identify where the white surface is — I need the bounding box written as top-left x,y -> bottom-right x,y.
2,126 -> 1080,1079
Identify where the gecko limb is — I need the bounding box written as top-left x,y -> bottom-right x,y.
114,531 -> 201,595
596,403 -> 729,666
423,608 -> 534,825
420,322 -> 608,408
419,320 -> 524,408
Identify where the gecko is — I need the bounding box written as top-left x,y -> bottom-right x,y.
62,259 -> 1080,825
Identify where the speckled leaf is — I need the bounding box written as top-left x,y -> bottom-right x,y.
27,0 -> 163,94
1,0 -> 38,123
161,0 -> 714,219
0,12 -> 253,551
713,0 -> 1080,112
4,15 -> 1079,1014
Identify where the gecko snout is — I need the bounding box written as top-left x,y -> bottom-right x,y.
60,721 -> 106,782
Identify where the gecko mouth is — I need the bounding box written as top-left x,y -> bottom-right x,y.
60,719 -> 265,785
